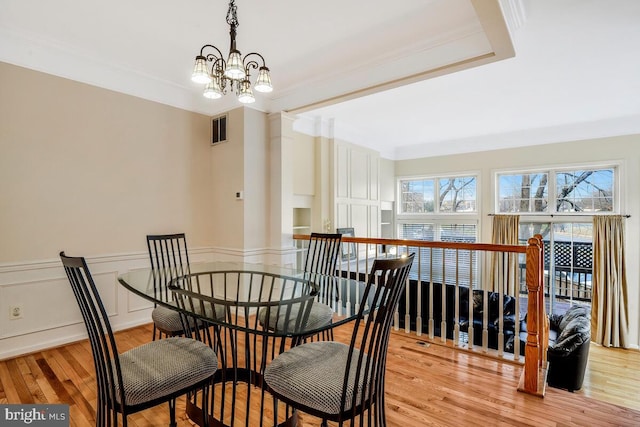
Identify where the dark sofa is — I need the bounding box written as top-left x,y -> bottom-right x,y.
396,279 -> 519,351
546,305 -> 591,391
514,304 -> 591,391
458,287 -> 517,349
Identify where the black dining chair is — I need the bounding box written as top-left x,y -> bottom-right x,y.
303,232 -> 343,276
264,253 -> 415,427
60,252 -> 217,427
259,233 -> 342,339
147,233 -> 192,340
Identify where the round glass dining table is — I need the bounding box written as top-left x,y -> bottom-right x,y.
118,261 -> 370,427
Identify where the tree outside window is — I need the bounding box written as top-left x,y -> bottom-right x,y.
400,175 -> 476,214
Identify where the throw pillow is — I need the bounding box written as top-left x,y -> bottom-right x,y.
552,316 -> 590,354
548,313 -> 563,331
558,305 -> 591,331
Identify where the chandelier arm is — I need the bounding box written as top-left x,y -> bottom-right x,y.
242,52 -> 267,67
209,58 -> 227,80
243,59 -> 260,76
199,44 -> 225,60
206,54 -> 225,69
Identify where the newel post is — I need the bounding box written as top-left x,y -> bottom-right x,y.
518,234 -> 547,396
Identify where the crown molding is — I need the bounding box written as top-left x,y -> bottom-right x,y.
500,0 -> 527,34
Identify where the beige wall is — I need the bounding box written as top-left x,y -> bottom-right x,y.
0,62 -> 214,262
0,62 -> 223,358
205,106 -> 271,253
292,132 -> 315,196
209,107 -> 245,250
243,107 -> 269,250
395,136 -> 640,348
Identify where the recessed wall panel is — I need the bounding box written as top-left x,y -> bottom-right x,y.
0,271 -> 117,339
336,145 -> 349,198
370,157 -> 379,201
351,204 -> 369,237
350,151 -> 368,200
336,203 -> 350,229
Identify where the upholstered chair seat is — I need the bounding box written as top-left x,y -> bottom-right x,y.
114,337 -> 217,406
257,303 -> 334,334
151,305 -> 189,335
152,302 -> 226,335
264,341 -> 369,414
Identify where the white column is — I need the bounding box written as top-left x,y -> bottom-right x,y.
267,112 -> 296,265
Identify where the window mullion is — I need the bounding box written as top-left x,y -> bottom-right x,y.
549,170 -> 557,214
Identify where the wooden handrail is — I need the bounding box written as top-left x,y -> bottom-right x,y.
294,234 -> 526,254
294,233 -> 548,396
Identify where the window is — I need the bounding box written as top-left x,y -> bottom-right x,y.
400,175 -> 476,214
498,172 -> 548,213
556,169 -> 613,212
497,167 -> 615,214
397,174 -> 479,285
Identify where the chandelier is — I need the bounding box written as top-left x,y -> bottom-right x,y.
190,0 -> 272,104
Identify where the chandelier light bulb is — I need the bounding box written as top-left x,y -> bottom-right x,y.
191,56 -> 212,84
224,51 -> 246,80
203,78 -> 223,99
238,80 -> 255,104
254,67 -> 273,93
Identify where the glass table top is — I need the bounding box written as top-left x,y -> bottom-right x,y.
118,261 -> 372,337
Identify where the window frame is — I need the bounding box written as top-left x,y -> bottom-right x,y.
396,172 -> 480,218
494,162 -> 621,217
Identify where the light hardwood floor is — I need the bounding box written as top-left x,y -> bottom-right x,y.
1,323 -> 639,426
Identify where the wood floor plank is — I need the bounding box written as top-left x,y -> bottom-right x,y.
5,358 -> 33,403
24,354 -> 63,405
1,324 -> 638,426
34,352 -> 74,405
14,356 -> 46,404
45,346 -> 97,425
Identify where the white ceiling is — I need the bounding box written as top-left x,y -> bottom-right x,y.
1,0 -> 639,160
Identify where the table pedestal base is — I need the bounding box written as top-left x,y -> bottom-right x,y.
185,367 -> 299,427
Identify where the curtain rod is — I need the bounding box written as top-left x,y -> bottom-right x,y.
488,213 -> 631,218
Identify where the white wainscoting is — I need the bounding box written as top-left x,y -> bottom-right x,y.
0,252 -> 150,360
0,246 -> 300,360
0,248 -> 214,359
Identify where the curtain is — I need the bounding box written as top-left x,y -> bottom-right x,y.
489,215 -> 520,294
592,215 -> 629,347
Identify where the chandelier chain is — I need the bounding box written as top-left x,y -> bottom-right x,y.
226,0 -> 238,28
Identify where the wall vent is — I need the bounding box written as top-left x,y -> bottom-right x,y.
211,114 -> 228,145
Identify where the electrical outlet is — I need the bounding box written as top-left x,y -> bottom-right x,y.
9,305 -> 23,320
